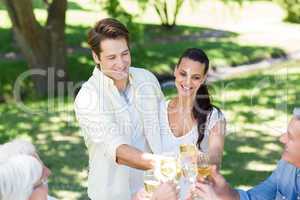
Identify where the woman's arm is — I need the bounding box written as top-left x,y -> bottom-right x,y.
208,119 -> 226,168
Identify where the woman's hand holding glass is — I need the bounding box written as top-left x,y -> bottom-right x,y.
187,152 -> 213,200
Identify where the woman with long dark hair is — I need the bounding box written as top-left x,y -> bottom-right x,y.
159,48 -> 226,199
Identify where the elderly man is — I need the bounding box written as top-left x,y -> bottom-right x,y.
191,108 -> 300,200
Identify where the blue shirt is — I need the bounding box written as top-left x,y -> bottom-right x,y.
238,160 -> 300,200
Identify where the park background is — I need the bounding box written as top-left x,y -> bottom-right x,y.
0,0 -> 300,199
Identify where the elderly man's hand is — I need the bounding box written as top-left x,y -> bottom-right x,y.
186,165 -> 239,200
186,181 -> 219,200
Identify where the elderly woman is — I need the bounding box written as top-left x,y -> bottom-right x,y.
0,154 -> 46,200
0,139 -> 55,200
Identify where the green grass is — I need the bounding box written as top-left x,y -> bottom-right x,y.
0,28 -> 15,53
0,98 -> 88,199
0,61 -> 299,199
212,62 -> 300,188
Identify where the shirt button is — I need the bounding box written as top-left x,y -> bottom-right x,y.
282,197 -> 286,200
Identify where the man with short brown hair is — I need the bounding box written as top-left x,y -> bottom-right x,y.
74,18 -> 170,200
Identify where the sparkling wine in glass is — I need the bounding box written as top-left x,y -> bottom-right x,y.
158,152 -> 178,182
144,169 -> 160,194
197,152 -> 212,179
179,144 -> 198,183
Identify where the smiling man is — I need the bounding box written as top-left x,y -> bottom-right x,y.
74,18 -> 164,200
191,108 -> 300,200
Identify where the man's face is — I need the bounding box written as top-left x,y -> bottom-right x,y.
96,37 -> 131,81
280,117 -> 300,167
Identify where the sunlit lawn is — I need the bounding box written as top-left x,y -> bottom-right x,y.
0,61 -> 299,199
214,61 -> 300,188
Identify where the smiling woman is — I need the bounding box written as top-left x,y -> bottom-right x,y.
159,48 -> 226,199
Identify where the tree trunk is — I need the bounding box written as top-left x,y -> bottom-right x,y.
172,0 -> 184,27
3,0 -> 68,97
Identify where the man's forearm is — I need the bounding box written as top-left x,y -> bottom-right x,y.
116,144 -> 156,170
223,187 -> 240,200
229,189 -> 240,200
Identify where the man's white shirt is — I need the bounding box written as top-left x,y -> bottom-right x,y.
74,67 -> 163,200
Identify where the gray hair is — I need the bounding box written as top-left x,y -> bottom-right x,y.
293,108 -> 300,120
0,139 -> 36,163
0,155 -> 43,200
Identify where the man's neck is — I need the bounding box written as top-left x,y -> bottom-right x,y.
294,162 -> 300,168
114,78 -> 129,92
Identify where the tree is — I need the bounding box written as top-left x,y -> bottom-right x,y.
276,0 -> 300,23
99,0 -> 184,29
152,0 -> 184,29
96,0 -> 145,44
152,0 -> 246,28
2,0 -> 68,97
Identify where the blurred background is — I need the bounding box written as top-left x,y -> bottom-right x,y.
0,0 -> 300,199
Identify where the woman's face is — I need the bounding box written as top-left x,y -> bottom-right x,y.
174,57 -> 206,97
29,154 -> 51,200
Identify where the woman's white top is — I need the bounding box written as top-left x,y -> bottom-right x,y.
159,100 -> 226,199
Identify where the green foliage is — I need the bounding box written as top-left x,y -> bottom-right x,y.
276,0 -> 300,23
98,0 -> 145,44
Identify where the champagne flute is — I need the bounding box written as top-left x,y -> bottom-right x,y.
144,169 -> 160,195
179,145 -> 201,200
159,152 -> 177,182
175,157 -> 182,182
181,156 -> 197,184
189,152 -> 212,200
197,152 -> 212,180
179,144 -> 198,184
179,144 -> 197,157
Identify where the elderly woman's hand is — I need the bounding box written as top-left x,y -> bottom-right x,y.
132,188 -> 150,200
151,181 -> 179,200
132,181 -> 179,200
